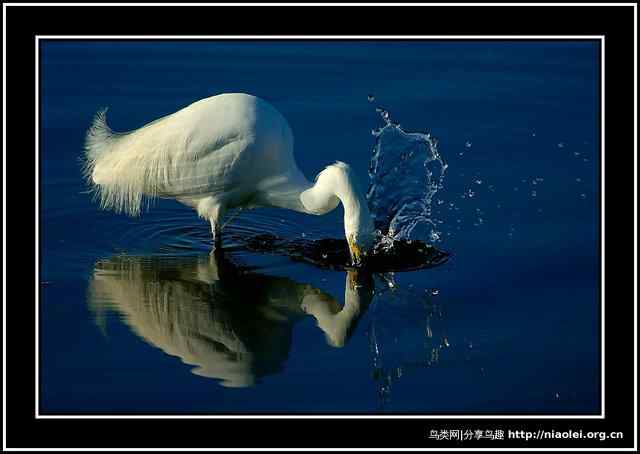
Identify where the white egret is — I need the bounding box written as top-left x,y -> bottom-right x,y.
84,93 -> 375,264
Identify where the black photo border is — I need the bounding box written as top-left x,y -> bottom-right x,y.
4,2 -> 637,450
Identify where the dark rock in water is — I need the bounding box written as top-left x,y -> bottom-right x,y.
244,234 -> 449,272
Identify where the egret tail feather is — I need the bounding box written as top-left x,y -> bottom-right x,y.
82,108 -> 155,217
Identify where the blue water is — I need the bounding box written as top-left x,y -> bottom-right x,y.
40,40 -> 600,414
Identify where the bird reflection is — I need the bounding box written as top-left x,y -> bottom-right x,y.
88,251 -> 374,388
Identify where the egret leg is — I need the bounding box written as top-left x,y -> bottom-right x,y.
196,197 -> 226,252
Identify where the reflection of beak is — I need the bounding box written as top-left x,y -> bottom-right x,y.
347,269 -> 359,290
346,269 -> 370,292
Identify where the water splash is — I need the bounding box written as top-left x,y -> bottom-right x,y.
366,106 -> 448,249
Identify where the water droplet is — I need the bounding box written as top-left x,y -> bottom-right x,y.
321,253 -> 328,259
443,337 -> 450,347
532,131 -> 536,137
431,289 -> 439,296
367,94 -> 375,102
558,142 -> 565,148
576,177 -> 582,182
580,193 -> 586,199
531,190 -> 537,197
464,140 -> 472,148
474,179 -> 482,185
467,189 -> 475,198
367,117 -> 447,245
573,151 -> 581,157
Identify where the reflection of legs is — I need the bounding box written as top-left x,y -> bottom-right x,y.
202,245 -> 223,282
210,218 -> 221,250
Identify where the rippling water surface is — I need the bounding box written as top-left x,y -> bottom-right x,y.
41,41 -> 600,414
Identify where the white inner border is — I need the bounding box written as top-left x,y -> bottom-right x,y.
0,1 -> 636,451
32,34 -> 607,420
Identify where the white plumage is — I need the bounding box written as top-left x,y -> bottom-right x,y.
84,93 -> 375,263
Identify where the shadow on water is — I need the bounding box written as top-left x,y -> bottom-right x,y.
241,233 -> 450,272
87,245 -> 451,405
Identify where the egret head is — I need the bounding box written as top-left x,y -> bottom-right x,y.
321,161 -> 376,266
301,161 -> 376,266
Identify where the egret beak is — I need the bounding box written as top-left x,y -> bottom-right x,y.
348,235 -> 364,266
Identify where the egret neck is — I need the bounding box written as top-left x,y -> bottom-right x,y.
300,162 -> 376,265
